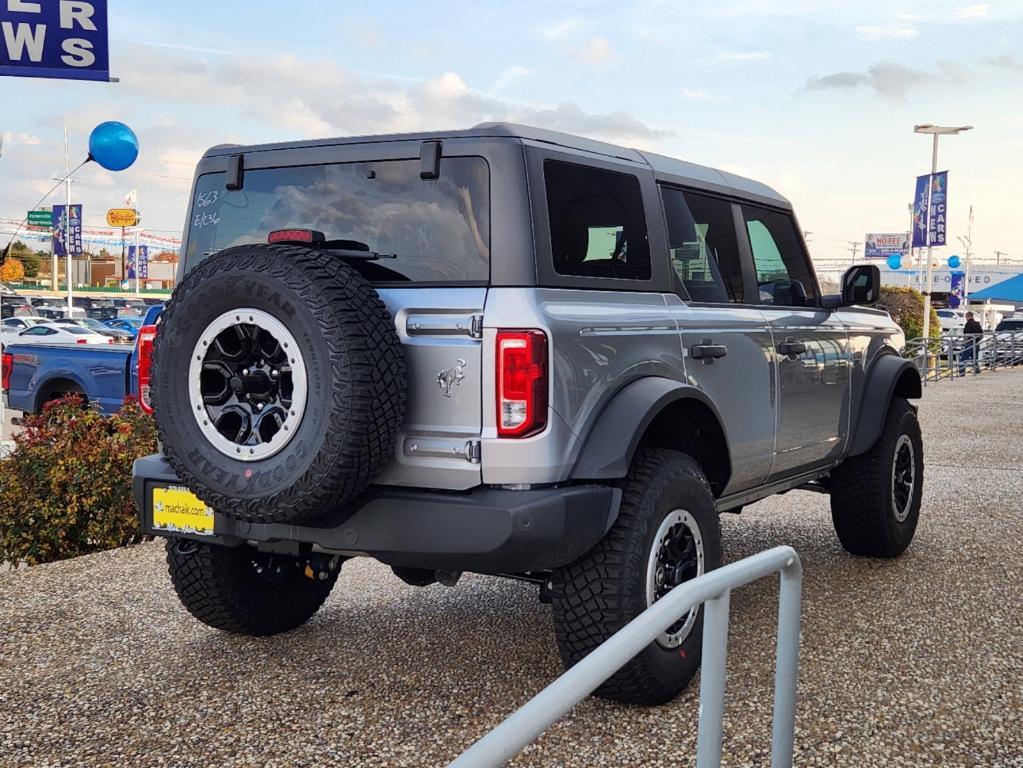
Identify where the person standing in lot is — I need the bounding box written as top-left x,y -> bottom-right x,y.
960,311 -> 983,375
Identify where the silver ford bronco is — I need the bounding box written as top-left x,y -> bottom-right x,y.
133,123 -> 923,705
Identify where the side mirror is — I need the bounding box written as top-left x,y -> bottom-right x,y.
840,264 -> 880,306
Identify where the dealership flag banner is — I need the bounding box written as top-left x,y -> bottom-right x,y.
128,244 -> 148,279
948,271 -> 965,308
912,171 -> 950,248
0,0 -> 110,81
865,232 -> 909,259
912,174 -> 930,248
928,171 -> 948,247
51,204 -> 83,256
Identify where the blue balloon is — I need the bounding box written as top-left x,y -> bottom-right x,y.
88,121 -> 139,171
887,254 -> 902,270
948,255 -> 961,269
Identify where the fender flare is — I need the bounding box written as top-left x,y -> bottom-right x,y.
32,370 -> 89,412
848,353 -> 922,457
570,376 -> 729,480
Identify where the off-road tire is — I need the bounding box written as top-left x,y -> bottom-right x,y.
152,244 -> 405,526
551,449 -> 722,705
830,397 -> 923,557
165,539 -> 338,635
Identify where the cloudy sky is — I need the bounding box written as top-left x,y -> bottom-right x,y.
2,0 -> 1021,264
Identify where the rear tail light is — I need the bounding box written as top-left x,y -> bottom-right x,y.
496,329 -> 548,438
2,352 -> 12,391
137,325 -> 158,414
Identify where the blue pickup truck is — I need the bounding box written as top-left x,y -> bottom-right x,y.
3,306 -> 161,415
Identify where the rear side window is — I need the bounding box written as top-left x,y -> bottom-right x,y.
661,188 -> 744,303
742,205 -> 819,307
545,161 -> 650,280
184,157 -> 490,284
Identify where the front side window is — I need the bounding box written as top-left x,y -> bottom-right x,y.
742,205 -> 818,307
184,157 -> 491,283
661,188 -> 743,303
545,161 -> 650,280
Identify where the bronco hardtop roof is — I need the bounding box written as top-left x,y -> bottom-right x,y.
203,122 -> 790,208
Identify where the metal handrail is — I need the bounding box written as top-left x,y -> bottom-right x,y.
448,546 -> 803,768
906,331 -> 1023,381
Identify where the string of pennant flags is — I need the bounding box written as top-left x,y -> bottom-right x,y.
0,217 -> 182,253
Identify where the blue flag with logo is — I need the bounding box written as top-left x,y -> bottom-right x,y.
128,245 -> 149,279
912,172 -> 950,248
928,171 -> 948,247
949,271 -> 965,308
912,175 -> 930,248
52,205 -> 83,256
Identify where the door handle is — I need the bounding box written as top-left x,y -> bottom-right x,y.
691,342 -> 728,360
777,340 -> 807,357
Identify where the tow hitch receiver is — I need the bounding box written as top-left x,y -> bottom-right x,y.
304,554 -> 342,581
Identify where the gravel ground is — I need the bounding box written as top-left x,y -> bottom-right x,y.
1,372 -> 1021,767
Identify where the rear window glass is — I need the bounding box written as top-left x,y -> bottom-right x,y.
545,160 -> 650,280
184,157 -> 490,283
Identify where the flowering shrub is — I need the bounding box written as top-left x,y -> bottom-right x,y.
0,396 -> 157,565
878,286 -> 940,341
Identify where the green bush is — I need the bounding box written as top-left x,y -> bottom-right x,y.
0,396 -> 157,566
877,286 -> 941,341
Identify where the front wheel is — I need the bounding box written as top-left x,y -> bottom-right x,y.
165,539 -> 339,635
551,449 -> 722,705
830,397 -> 924,557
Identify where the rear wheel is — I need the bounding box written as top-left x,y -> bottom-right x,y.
551,449 -> 722,705
830,397 -> 923,557
165,539 -> 339,635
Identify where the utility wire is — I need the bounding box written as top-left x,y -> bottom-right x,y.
2,158 -> 89,257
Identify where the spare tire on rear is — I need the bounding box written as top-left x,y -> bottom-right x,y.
151,244 -> 406,525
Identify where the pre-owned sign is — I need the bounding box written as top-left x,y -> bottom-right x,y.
0,0 -> 110,82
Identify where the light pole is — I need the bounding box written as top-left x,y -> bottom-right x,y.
914,123 -> 972,339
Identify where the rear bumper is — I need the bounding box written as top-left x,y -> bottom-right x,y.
132,455 -> 620,574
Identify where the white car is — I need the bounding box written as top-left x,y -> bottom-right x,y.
936,308 -> 966,334
2,316 -> 52,333
2,321 -> 113,347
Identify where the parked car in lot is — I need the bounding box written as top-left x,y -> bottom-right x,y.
104,316 -> 144,338
3,304 -> 162,414
2,316 -> 50,334
937,308 -> 966,334
112,297 -> 148,317
71,296 -> 117,320
4,321 -> 112,347
53,316 -> 135,343
1,290 -> 33,319
132,123 -> 924,707
30,296 -> 86,320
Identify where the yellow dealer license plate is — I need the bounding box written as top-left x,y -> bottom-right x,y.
152,486 -> 215,536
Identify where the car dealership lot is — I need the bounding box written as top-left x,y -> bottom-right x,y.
1,371 -> 1021,768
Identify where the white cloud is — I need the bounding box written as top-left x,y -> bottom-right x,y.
534,17 -> 582,41
855,24 -> 919,40
952,3 -> 989,19
682,88 -> 711,100
717,50 -> 771,62
572,36 -> 618,66
489,66 -> 532,95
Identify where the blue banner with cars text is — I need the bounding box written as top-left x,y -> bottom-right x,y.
928,171 -> 948,247
52,204 -> 83,256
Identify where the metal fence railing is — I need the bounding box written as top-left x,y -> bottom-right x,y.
906,332 -> 1023,383
448,546 -> 803,768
